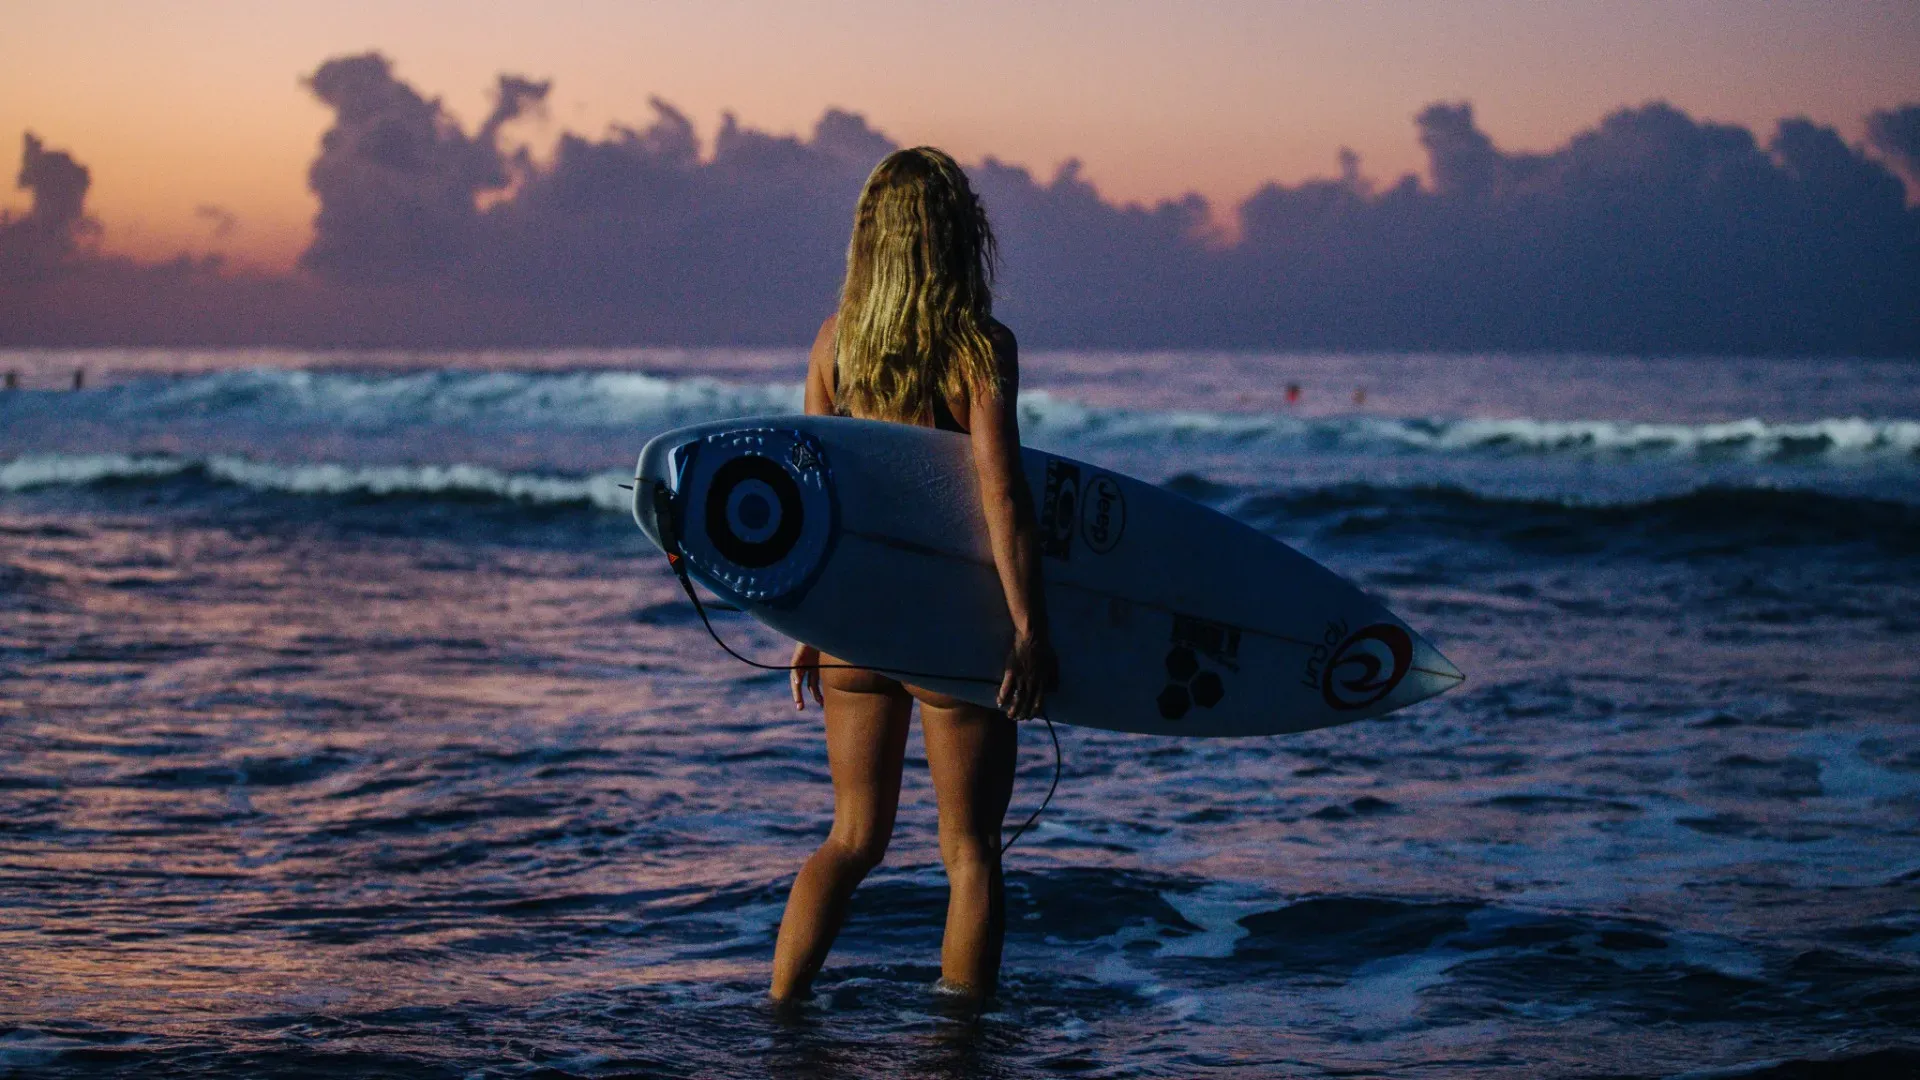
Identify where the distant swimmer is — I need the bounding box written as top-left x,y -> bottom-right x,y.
1286,382 -> 1301,404
3,370 -> 16,390
72,368 -> 85,390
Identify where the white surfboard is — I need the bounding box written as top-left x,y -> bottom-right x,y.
632,416 -> 1463,737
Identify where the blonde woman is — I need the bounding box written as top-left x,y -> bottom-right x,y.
770,147 -> 1056,1004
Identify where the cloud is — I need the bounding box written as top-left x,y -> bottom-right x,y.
3,54 -> 1916,355
1867,103 -> 1920,189
300,53 -> 548,280
0,132 -> 97,284
195,204 -> 239,239
1415,102 -> 1503,198
468,100 -> 889,340
1218,101 -> 1920,354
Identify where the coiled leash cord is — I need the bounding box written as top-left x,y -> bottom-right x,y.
666,552 -> 1061,855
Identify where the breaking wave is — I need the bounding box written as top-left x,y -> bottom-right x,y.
4,368 -> 803,430
1025,400 -> 1920,463
3,368 -> 1916,465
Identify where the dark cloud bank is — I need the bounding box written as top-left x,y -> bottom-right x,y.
4,52 -> 1918,355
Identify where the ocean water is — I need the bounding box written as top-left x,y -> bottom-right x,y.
1,347 -> 1916,1079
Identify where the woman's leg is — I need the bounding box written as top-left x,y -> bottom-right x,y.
769,663 -> 911,1002
918,696 -> 1018,997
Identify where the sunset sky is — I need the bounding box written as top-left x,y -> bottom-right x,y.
7,0 -> 1919,272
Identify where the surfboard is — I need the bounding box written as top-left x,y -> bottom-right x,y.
632,416 -> 1463,737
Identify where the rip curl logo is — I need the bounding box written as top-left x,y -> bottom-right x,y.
1320,623 -> 1413,711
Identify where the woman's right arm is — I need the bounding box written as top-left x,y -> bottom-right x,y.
790,313 -> 839,710
968,327 -> 1055,720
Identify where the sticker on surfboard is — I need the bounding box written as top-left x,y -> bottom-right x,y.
1080,473 -> 1126,554
1319,623 -> 1413,710
677,428 -> 837,605
1040,459 -> 1079,560
1157,613 -> 1238,720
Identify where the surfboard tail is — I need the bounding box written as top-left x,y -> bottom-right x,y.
632,431 -> 677,554
1294,616 -> 1464,732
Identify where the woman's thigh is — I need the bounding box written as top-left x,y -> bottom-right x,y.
918,698 -> 1018,849
819,655 -> 913,851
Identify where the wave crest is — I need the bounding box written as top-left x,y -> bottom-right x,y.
1027,397 -> 1920,463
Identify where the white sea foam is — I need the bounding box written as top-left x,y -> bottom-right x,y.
25,368 -> 1908,464
78,368 -> 806,429
0,453 -> 633,511
0,454 -> 188,488
4,370 -> 1918,499
1023,396 -> 1920,463
4,445 -> 1915,523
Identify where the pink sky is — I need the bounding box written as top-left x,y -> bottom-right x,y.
6,0 -> 1918,271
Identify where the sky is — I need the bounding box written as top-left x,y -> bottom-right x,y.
6,0 -> 1920,272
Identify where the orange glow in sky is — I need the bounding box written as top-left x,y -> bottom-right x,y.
6,0 -> 1918,271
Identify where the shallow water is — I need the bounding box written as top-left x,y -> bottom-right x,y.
1,348 -> 1917,1078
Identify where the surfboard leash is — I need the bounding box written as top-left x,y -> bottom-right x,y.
999,714 -> 1060,856
665,552 -> 1061,856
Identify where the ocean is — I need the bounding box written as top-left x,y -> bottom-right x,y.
1,347 -> 1916,1078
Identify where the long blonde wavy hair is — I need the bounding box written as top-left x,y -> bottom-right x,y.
833,147 -> 1001,423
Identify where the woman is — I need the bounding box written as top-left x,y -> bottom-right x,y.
770,147 -> 1055,1004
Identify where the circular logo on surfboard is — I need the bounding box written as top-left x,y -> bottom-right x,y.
675,427 -> 835,606
1321,623 -> 1413,711
704,455 -> 805,569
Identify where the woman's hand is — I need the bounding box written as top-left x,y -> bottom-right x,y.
790,642 -> 823,710
997,628 -> 1057,721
